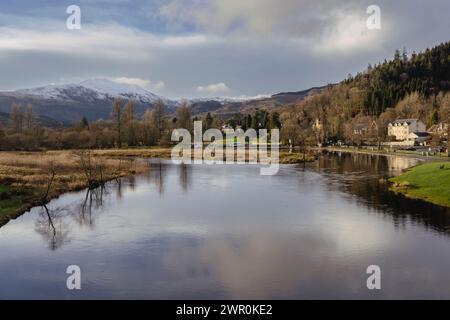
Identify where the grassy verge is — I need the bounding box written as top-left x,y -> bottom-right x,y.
390,162 -> 450,207
0,150 -> 149,226
0,185 -> 41,225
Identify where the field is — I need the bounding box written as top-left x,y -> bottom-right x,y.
390,162 -> 450,207
0,150 -> 149,226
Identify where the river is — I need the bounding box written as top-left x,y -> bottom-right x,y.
1,152 -> 450,299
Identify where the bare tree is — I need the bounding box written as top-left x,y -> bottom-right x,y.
24,104 -> 35,131
41,160 -> 57,204
123,100 -> 136,146
74,150 -> 106,189
176,101 -> 192,131
153,99 -> 166,143
10,103 -> 24,133
111,97 -> 123,148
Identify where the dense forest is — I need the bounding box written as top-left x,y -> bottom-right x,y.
348,41 -> 450,115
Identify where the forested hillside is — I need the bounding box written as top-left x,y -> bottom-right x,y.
348,41 -> 450,116
280,41 -> 450,146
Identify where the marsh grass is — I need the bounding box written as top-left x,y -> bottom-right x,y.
92,148 -> 173,159
0,150 -> 149,225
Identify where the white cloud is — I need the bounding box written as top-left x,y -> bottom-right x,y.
1,1 -> 448,97
112,77 -> 166,92
0,23 -> 212,61
161,0 -> 352,35
113,77 -> 151,87
197,82 -> 229,93
159,0 -> 390,55
314,12 -> 386,54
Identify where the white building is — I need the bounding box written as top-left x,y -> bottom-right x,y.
388,119 -> 426,141
407,132 -> 430,145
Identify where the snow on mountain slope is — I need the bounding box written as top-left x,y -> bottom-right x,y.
14,78 -> 168,104
79,79 -> 163,102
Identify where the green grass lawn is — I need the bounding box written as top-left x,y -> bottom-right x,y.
0,186 -> 20,215
0,185 -> 42,226
390,162 -> 450,207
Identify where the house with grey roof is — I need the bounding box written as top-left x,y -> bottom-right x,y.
388,119 -> 426,141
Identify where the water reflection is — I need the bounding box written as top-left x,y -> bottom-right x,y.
33,186 -> 113,250
24,154 -> 450,250
311,152 -> 450,235
75,186 -> 108,228
150,161 -> 168,195
34,205 -> 70,250
179,164 -> 192,192
1,153 -> 450,299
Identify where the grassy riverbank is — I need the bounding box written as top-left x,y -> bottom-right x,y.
390,162 -> 450,207
0,151 -> 149,226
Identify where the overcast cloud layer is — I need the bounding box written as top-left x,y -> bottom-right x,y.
0,0 -> 449,98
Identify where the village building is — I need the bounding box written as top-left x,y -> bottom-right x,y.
428,122 -> 449,137
407,131 -> 430,145
352,119 -> 378,138
353,123 -> 370,136
387,119 -> 426,141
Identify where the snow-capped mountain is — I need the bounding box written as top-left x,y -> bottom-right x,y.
14,78 -> 169,105
0,79 -> 176,124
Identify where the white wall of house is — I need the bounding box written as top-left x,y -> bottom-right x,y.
407,132 -> 428,145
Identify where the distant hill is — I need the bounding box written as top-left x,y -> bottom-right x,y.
188,86 -> 324,118
271,87 -> 327,104
0,79 -> 177,124
0,78 -> 323,124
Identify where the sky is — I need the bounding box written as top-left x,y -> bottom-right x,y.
0,0 -> 449,99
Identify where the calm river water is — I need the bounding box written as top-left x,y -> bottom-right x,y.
1,152 -> 450,299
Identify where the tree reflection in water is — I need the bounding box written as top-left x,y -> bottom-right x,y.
34,184 -> 111,250
149,161 -> 168,195
311,152 -> 450,235
75,185 -> 109,228
34,204 -> 70,251
179,163 -> 192,192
